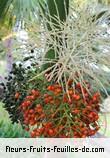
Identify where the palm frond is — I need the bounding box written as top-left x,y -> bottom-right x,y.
0,0 -> 42,29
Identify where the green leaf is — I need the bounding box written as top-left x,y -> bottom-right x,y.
43,0 -> 69,70
43,49 -> 57,70
0,121 -> 30,138
46,0 -> 69,30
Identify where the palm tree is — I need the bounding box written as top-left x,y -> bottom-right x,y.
0,0 -> 69,39
0,0 -> 69,70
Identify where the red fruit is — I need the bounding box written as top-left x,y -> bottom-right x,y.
84,93 -> 89,98
94,92 -> 100,97
76,95 -> 80,100
83,130 -> 88,135
79,122 -> 84,127
72,94 -> 80,100
92,111 -> 98,116
95,115 -> 99,121
68,99 -> 72,104
39,127 -> 44,134
74,135 -> 79,138
25,127 -> 30,131
33,129 -> 41,137
24,119 -> 29,125
47,86 -> 51,91
63,95 -> 68,103
34,91 -> 40,97
29,120 -> 36,126
54,84 -> 61,89
55,88 -> 62,93
36,132 -> 41,137
35,104 -> 43,113
48,129 -> 55,136
44,98 -> 49,104
95,126 -> 100,131
26,96 -> 32,100
88,130 -> 96,136
92,96 -> 97,102
21,102 -> 26,107
31,90 -> 40,97
31,114 -> 36,119
44,94 -> 49,97
67,79 -> 73,86
24,110 -> 29,115
86,106 -> 92,111
40,113 -> 45,118
48,96 -> 53,101
76,83 -> 81,88
37,108 -> 43,113
31,131 -> 36,138
47,86 -> 54,91
88,113 -> 93,119
26,95 -> 35,100
68,89 -> 73,95
72,109 -> 80,114
88,111 -> 99,122
81,135 -> 86,138
50,100 -> 55,104
30,95 -> 36,100
36,104 -> 42,108
24,113 -> 28,118
26,100 -> 32,106
43,122 -> 53,128
31,89 -> 36,94
15,92 -> 20,99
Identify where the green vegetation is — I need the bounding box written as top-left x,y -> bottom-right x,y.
0,102 -> 30,138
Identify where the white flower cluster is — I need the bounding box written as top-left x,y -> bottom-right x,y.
37,6 -> 110,95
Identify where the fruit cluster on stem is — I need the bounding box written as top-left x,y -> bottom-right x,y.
18,80 -> 100,138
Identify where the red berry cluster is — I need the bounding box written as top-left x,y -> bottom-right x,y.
19,81 -> 101,138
